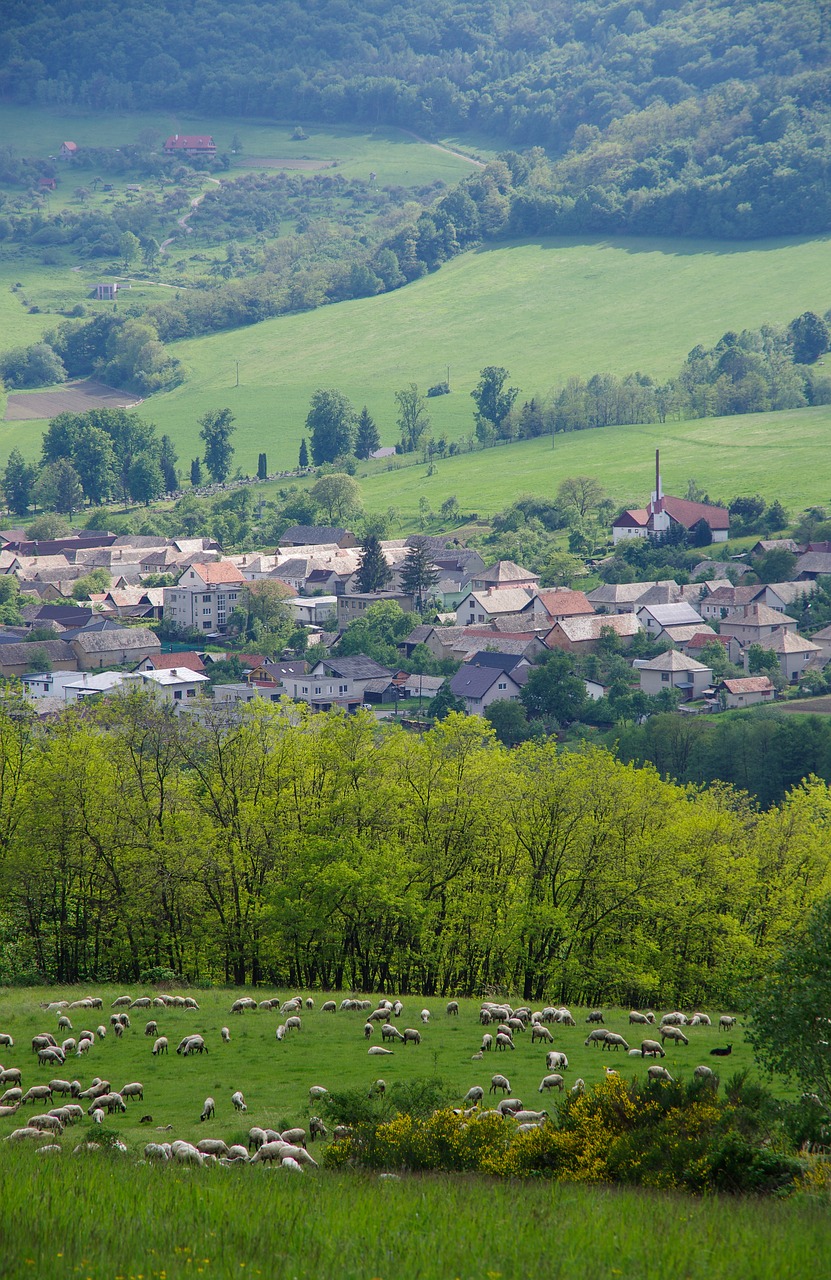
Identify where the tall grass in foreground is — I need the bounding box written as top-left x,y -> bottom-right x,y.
0,1154 -> 828,1280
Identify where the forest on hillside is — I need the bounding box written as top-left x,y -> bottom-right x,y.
1,0 -> 831,239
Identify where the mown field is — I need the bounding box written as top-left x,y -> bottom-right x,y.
0,987 -> 824,1280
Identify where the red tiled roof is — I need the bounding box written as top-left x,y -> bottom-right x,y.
721,677 -> 774,694
191,561 -> 246,585
145,652 -> 205,673
537,589 -> 594,618
685,632 -> 728,649
613,508 -> 649,527
658,496 -> 730,531
164,135 -> 216,150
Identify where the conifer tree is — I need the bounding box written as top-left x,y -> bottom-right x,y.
355,533 -> 392,593
298,437 -> 309,468
355,406 -> 381,459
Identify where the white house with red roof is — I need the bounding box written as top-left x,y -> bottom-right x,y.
162,561 -> 246,634
612,452 -> 729,544
164,134 -> 217,157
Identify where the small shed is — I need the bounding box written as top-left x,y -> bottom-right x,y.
95,283 -> 118,300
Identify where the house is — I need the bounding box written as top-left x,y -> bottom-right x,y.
717,676 -> 776,709
39,177 -> 57,191
636,651 -> 713,701
21,603 -> 94,631
720,604 -> 797,648
289,596 -> 338,627
544,613 -> 642,654
612,452 -> 729,543
0,640 -> 77,679
456,587 -> 544,628
469,561 -> 540,591
794,552 -> 831,581
449,663 -> 524,715
750,539 -> 802,558
537,588 -> 595,622
765,629 -> 823,683
396,673 -> 445,701
95,283 -> 118,301
60,141 -> 77,158
677,631 -> 742,666
21,670 -> 86,700
163,134 -> 217,157
212,682 -> 278,707
280,659 -> 366,712
635,602 -> 704,640
756,581 -> 816,613
279,526 -> 358,549
63,672 -> 137,702
807,624 -> 831,666
140,667 -> 210,704
698,585 -> 761,620
163,561 -> 246,634
135,651 -> 206,675
70,627 -> 161,670
586,582 -> 662,614
692,559 -> 752,579
337,591 -> 414,631
661,622 -> 720,648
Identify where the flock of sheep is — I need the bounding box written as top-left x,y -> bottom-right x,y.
0,993 -> 740,1170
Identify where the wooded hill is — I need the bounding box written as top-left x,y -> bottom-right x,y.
2,0 -> 831,239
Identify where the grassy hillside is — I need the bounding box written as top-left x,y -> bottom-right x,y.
120,231 -> 831,472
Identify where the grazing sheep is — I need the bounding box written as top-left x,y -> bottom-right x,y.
152,1037 -> 168,1056
0,1034 -> 13,1048
144,1143 -> 172,1161
368,1079 -> 386,1097
117,1013 -> 130,1028
659,1012 -> 688,1028
184,998 -> 199,1011
647,1066 -> 674,1083
248,1127 -> 267,1152
28,1113 -> 63,1134
710,1044 -> 733,1057
281,1127 -> 307,1147
629,1011 -> 652,1025
585,1011 -> 605,1024
463,1086 -> 484,1106
531,1024 -> 554,1044
368,1046 -> 393,1056
719,1016 -> 737,1032
144,1021 -> 158,1038
94,1025 -> 106,1040
121,1082 -> 143,1103
507,1017 -> 525,1035
690,1014 -> 712,1027
555,1008 -> 576,1027
305,998 -> 315,1011
363,1022 -> 374,1039
91,1109 -> 105,1125
0,1104 -> 20,1118
321,1001 -> 337,1013
514,1109 -> 548,1124
113,1023 -> 124,1039
230,998 -> 257,1014
392,1001 -> 404,1018
601,1033 -> 630,1052
640,1040 -> 666,1058
182,1035 -> 207,1056
78,1080 -> 109,1100
446,1001 -> 459,1016
285,1016 -> 302,1033
280,997 -> 302,1015
7,1127 -> 44,1142
38,1047 -> 65,1067
570,1079 -> 586,1097
489,1074 -> 511,1095
131,998 -> 152,1010
250,1141 -> 286,1164
0,1088 -> 22,1105
111,996 -> 132,1009
171,1140 -> 204,1166
545,1051 -> 568,1071
694,1065 -> 717,1082
309,1116 -> 327,1143
585,1029 -> 611,1048
481,1034 -> 493,1052
218,1026 -> 230,1044
496,1098 -> 523,1115
403,1028 -> 421,1046
309,1086 -> 329,1103
231,1090 -> 247,1112
495,1033 -> 515,1052
538,1074 -> 565,1093
661,1027 -> 689,1046
381,1023 -> 405,1043
0,1068 -> 22,1086
32,1034 -> 57,1052
197,1138 -> 228,1157
276,1024 -> 286,1041
57,1016 -> 72,1031
420,1009 -> 431,1024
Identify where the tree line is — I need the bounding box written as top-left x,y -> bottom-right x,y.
1,696 -> 830,1005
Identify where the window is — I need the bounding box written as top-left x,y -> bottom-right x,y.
339,684 -> 348,694
186,689 -> 195,697
498,682 -> 507,690
203,607 -> 211,615
228,592 -> 237,601
202,621 -> 211,630
661,673 -> 670,683
202,594 -> 211,602
174,690 -> 183,700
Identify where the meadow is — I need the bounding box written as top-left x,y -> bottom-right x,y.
0,986 -> 824,1280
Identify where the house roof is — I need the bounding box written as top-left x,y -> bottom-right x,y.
456,634 -> 542,656
547,614 -> 642,643
280,526 -> 352,545
794,552 -> 831,576
764,581 -> 817,606
587,582 -> 654,605
752,540 -> 801,555
317,655 -> 392,680
700,585 -> 760,608
465,650 -> 528,672
0,640 -> 74,667
613,508 -> 650,528
692,559 -> 752,578
639,650 -> 711,673
142,668 -> 210,687
657,495 -> 730,531
808,624 -> 831,642
465,588 -> 535,614
538,588 -> 594,617
767,630 -> 822,654
475,560 -> 539,585
142,652 -> 206,673
71,627 -> 160,653
721,677 -> 774,694
450,665 -> 519,699
188,561 -> 246,586
663,624 -> 718,644
403,624 -> 437,646
634,582 -> 683,607
164,134 -> 215,149
684,632 -> 728,650
637,602 -> 703,626
727,603 -> 796,628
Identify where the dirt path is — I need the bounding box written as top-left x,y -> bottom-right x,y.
400,130 -> 486,168
160,177 -> 220,254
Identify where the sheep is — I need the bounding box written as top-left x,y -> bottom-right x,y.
197,1138 -> 228,1157
95,1092 -> 126,1115
446,1001 -> 459,1016
481,1034 -> 493,1052
152,1036 -> 168,1056
184,998 -> 200,1011
690,1013 -> 711,1027
489,1074 -> 511,1095
250,1141 -> 286,1165
171,1140 -> 204,1166
362,1022 -> 375,1040
647,1066 -> 674,1083
496,1098 -> 524,1116
62,1039 -> 77,1054
661,1027 -> 689,1046
230,998 -> 257,1014
61,1104 -> 83,1122
0,1088 -> 22,1105
28,1113 -> 63,1134
495,1033 -> 515,1052
305,998 -> 315,1011
0,1034 -> 13,1048
531,1024 -> 554,1044
538,1074 -> 565,1093
381,1023 -> 405,1043
660,1012 -> 688,1028
462,1086 -> 484,1107
144,1142 -> 172,1161
280,997 -> 303,1015
113,1023 -> 124,1040
694,1065 -> 717,1082
0,1068 -> 22,1085
48,1079 -> 73,1097
540,1007 -> 558,1023
7,1127 -> 45,1142
368,1046 -> 393,1056
570,1078 -> 586,1097
281,1127 -> 307,1148
309,1086 -> 329,1103
392,1001 -> 404,1018
601,1033 -> 630,1052
111,996 -> 132,1009
719,1016 -> 737,1032
321,1001 -> 337,1013
121,1082 -> 144,1103
57,1015 -> 72,1031
117,1013 -> 130,1028
94,1025 -> 106,1040
225,1145 -> 249,1162
275,1024 -> 287,1042
285,1016 -> 302,1033
309,1116 -> 327,1143
513,1109 -> 548,1124
231,1090 -> 247,1112
76,1037 -> 93,1056
420,1009 -> 431,1024
585,1029 -> 611,1048
629,1011 -> 652,1025
91,1109 -> 105,1125
181,1034 -> 208,1056
32,1033 -> 57,1051
131,997 -> 152,1010
79,1079 -> 109,1100
507,1017 -> 525,1035
248,1126 -> 267,1151
198,1091 -> 216,1121
554,1008 -> 576,1027
710,1044 -> 733,1057
585,1010 -> 605,1024
38,1047 -> 65,1067
144,1021 -> 159,1038
0,1104 -> 20,1118
403,1028 -> 421,1046
545,1051 -> 568,1071
640,1040 -> 666,1058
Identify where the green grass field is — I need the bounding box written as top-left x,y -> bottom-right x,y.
0,987 -> 824,1280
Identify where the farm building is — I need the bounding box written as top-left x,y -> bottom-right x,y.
163,134 -> 217,157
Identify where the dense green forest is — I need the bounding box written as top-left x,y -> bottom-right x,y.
2,0 -> 831,239
1,695 -> 830,1002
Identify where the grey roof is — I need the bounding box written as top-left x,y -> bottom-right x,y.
795,552 -> 831,576
403,624 -> 436,646
466,650 -> 528,672
587,582 -> 654,605
70,627 -> 160,653
59,619 -> 127,641
317,655 -> 392,680
0,640 -> 75,667
638,650 -> 710,673
280,526 -> 352,545
637,602 -> 703,626
450,665 -> 519,698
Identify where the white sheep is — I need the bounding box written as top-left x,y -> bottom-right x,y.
381,1023 -> 405,1043
0,1034 -> 13,1048
152,1036 -> 168,1056
171,1140 -> 204,1165
285,1016 -> 302,1032
420,1009 -> 431,1024
91,1108 -> 105,1125
601,1033 -> 630,1052
660,1012 -> 687,1028
661,1027 -> 689,1046
48,1079 -> 72,1097
640,1039 -> 666,1058
197,1138 -> 228,1157
495,1033 -> 515,1051
719,1016 -> 737,1032
111,996 -> 132,1009
694,1065 -> 717,1082
121,1082 -> 144,1103
57,1015 -> 72,1031
463,1086 -> 484,1106
538,1074 -> 565,1093
496,1098 -> 523,1115
531,1024 -> 554,1044
231,1090 -> 247,1112
545,1051 -> 568,1071
0,1088 -> 22,1105
368,1046 -> 393,1056
647,1065 -> 674,1083
489,1074 -> 510,1095
403,1028 -> 421,1046
220,1027 -> 230,1043
200,1096 -> 215,1121
309,1085 -> 329,1103
446,1001 -> 459,1016
281,1127 -> 307,1147
570,1078 -> 586,1097
629,1011 -> 651,1025
585,1029 -> 610,1048
309,1116 -> 327,1143
321,1001 -> 337,1013
28,1113 -> 63,1134
143,1021 -> 158,1038
144,1142 -> 172,1161
513,1109 -> 548,1123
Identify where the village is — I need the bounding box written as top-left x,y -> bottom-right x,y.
0,452 -> 827,726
